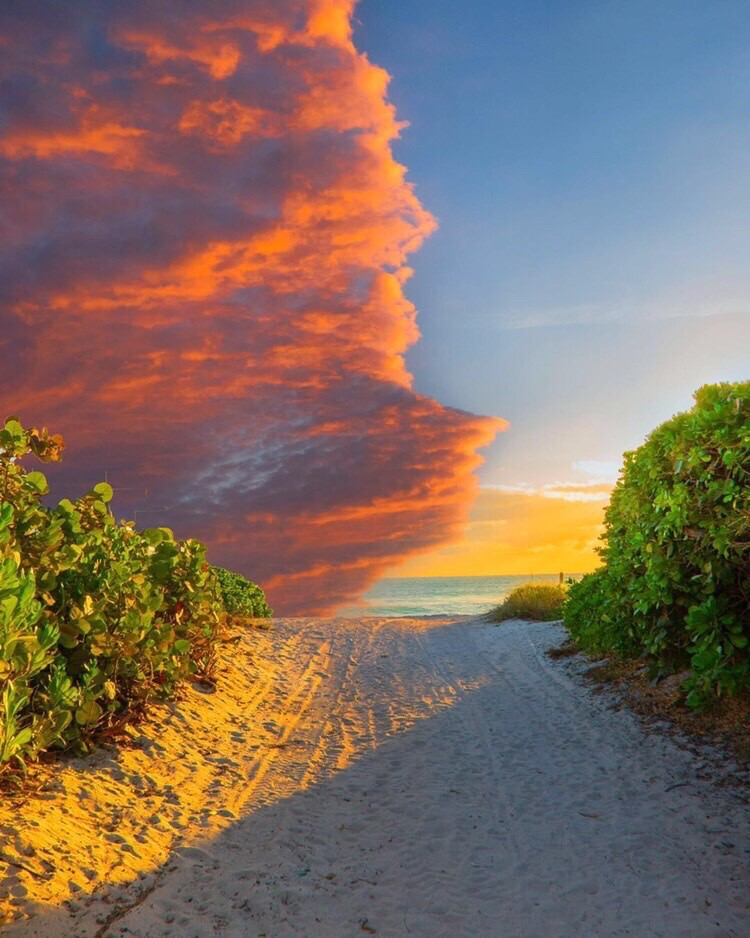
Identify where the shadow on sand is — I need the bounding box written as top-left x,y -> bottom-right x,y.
6,619 -> 749,938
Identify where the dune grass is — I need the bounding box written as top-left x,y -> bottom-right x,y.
489,582 -> 567,623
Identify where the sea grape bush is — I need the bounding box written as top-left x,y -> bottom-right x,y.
564,382 -> 750,707
212,565 -> 272,619
0,417 -> 224,777
489,583 -> 567,622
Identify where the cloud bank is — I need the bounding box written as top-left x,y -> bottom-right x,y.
0,0 -> 502,613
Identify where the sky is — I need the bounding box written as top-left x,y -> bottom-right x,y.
1,1 -> 748,610
0,0 -> 500,614
354,0 -> 750,577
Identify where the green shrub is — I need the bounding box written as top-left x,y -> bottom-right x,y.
212,565 -> 272,618
560,570 -> 618,653
564,382 -> 750,707
0,417 -> 223,778
489,583 -> 567,622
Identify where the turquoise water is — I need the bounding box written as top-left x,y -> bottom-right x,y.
339,574 -> 570,618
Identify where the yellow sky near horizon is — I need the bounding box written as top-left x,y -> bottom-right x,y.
388,482 -> 610,578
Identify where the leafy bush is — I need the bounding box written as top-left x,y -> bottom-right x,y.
0,417 -> 223,778
212,565 -> 272,618
564,382 -> 750,707
489,583 -> 567,622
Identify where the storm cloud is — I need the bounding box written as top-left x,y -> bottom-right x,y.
0,0 -> 502,613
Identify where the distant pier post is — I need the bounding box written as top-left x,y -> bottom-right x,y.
559,572 -> 564,585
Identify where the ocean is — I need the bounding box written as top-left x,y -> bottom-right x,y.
339,574 -> 570,618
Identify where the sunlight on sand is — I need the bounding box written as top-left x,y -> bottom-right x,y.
0,617 -> 482,930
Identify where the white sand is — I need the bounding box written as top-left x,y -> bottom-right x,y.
2,616 -> 748,937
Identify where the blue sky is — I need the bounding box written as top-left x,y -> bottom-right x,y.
355,0 -> 750,490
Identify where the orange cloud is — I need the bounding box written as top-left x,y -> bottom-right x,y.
117,30 -> 242,79
0,0 -> 502,614
0,119 -> 144,164
178,98 -> 279,147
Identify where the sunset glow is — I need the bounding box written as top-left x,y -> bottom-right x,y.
388,484 -> 608,579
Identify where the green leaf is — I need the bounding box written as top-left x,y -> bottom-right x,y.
25,471 -> 49,495
150,561 -> 174,583
173,639 -> 190,655
0,502 -> 13,530
92,482 -> 113,503
3,419 -> 24,443
9,728 -> 32,755
75,700 -> 103,726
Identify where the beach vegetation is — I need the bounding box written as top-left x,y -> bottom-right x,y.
212,565 -> 272,618
489,582 -> 567,622
0,417 -> 267,780
564,382 -> 750,708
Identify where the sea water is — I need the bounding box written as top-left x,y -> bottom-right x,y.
339,574 -> 571,618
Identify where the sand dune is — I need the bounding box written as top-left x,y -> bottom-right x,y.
2,616 -> 748,937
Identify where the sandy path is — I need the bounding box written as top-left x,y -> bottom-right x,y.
4,616 -> 749,937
